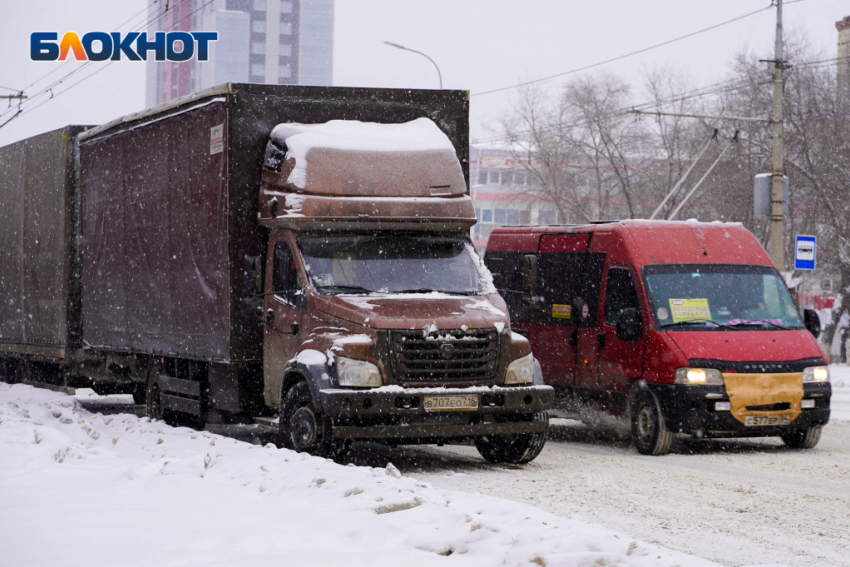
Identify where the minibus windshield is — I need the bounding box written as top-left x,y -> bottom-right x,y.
298,235 -> 487,295
643,264 -> 803,330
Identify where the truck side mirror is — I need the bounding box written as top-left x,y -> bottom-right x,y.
615,308 -> 642,341
521,254 -> 541,312
803,308 -> 821,338
243,255 -> 263,296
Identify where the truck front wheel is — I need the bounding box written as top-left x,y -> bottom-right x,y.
474,412 -> 548,464
279,380 -> 349,460
781,424 -> 822,449
631,389 -> 674,455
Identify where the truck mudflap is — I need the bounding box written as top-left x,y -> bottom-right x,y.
317,385 -> 553,440
649,382 -> 831,436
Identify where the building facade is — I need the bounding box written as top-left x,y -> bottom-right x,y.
469,144 -> 561,249
146,0 -> 334,107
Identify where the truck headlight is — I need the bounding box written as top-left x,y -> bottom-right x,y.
336,357 -> 382,388
505,354 -> 534,385
802,366 -> 829,383
675,367 -> 723,385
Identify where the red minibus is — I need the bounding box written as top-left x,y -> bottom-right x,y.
485,220 -> 831,455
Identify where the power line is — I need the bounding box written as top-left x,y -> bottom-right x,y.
471,4 -> 774,97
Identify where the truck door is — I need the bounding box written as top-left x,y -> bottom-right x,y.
263,238 -> 306,408
596,265 -> 645,404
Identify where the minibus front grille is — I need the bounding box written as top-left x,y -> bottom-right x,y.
390,329 -> 500,384
746,402 -> 791,412
689,357 -> 824,374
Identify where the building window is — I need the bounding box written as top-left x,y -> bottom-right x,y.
515,171 -> 526,186
488,170 -> 500,184
280,22 -> 293,35
506,209 -> 519,225
477,171 -> 487,185
280,1 -> 294,13
502,171 -> 513,185
279,63 -> 292,78
279,43 -> 292,56
252,19 -> 266,33
251,63 -> 265,77
538,209 -> 557,225
494,209 -> 506,224
252,41 -> 266,54
481,209 -> 493,223
519,210 -> 531,225
253,0 -> 266,10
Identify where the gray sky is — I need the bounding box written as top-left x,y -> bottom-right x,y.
1,0 -> 847,147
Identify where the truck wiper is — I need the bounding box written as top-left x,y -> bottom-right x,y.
394,288 -> 476,295
318,284 -> 374,294
660,319 -> 738,330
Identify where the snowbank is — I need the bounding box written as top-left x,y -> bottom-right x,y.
828,364 -> 850,421
0,383 -> 719,567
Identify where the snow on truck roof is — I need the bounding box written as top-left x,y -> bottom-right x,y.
266,117 -> 467,197
259,117 -> 475,231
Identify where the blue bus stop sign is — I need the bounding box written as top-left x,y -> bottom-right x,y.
795,235 -> 816,270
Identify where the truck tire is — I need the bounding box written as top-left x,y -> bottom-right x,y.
781,424 -> 822,449
631,389 -> 674,455
474,412 -> 548,464
279,380 -> 349,460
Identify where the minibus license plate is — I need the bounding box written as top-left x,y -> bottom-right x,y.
423,395 -> 479,412
744,415 -> 790,426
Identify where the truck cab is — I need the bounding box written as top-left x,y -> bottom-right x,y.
485,220 -> 830,455
254,119 -> 553,462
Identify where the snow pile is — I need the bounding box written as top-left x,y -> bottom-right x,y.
271,118 -> 455,189
0,383 -> 719,567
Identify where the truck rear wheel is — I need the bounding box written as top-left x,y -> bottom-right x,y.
781,425 -> 822,449
279,380 -> 349,460
631,389 -> 674,456
474,412 -> 548,464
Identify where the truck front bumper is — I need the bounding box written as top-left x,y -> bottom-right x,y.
650,382 -> 831,437
317,385 -> 554,440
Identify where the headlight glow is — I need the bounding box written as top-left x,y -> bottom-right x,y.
675,367 -> 723,385
505,353 -> 535,385
802,366 -> 829,383
336,356 -> 382,388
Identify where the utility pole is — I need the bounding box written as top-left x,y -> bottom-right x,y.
767,0 -> 786,269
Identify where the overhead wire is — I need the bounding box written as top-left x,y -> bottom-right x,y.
471,4 -> 775,97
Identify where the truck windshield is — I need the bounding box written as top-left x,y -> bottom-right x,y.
643,264 -> 803,330
297,235 -> 487,295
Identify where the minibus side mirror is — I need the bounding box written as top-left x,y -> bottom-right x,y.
803,308 -> 821,338
615,308 -> 642,341
521,254 -> 541,313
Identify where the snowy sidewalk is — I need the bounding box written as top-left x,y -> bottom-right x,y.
0,383 -> 718,567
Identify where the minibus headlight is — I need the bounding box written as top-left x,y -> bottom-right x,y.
336,357 -> 382,388
505,354 -> 535,385
675,367 -> 723,385
802,366 -> 829,383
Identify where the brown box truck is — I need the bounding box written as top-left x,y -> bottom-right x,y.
0,84 -> 552,463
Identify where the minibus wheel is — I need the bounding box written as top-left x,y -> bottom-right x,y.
781,425 -> 822,449
631,390 -> 674,456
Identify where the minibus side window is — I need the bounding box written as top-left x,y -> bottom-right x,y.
604,267 -> 640,326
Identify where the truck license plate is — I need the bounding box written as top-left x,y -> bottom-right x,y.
744,414 -> 791,426
423,395 -> 479,412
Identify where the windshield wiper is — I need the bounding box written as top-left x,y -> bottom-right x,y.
394,287 -> 477,295
727,320 -> 793,330
660,319 -> 738,330
318,284 -> 374,295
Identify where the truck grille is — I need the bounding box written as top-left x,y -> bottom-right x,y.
390,329 -> 500,384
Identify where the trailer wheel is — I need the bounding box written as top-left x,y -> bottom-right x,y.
279,380 -> 349,460
781,424 -> 822,449
631,389 -> 674,455
474,412 -> 548,464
